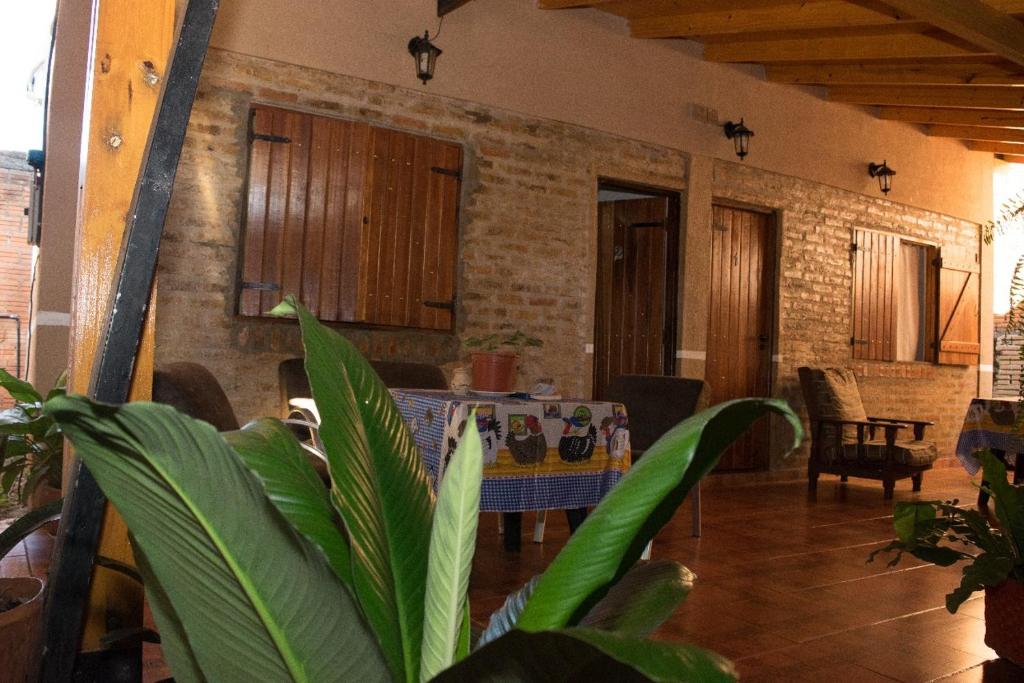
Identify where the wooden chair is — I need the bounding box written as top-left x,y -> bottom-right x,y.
797,367 -> 937,499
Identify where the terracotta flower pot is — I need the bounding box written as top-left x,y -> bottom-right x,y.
985,579 -> 1024,666
470,352 -> 517,392
0,577 -> 44,682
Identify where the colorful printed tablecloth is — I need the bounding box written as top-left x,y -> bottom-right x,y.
390,389 -> 632,512
955,398 -> 1024,475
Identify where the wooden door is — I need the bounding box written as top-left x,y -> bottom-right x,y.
706,205 -> 776,471
594,197 -> 676,399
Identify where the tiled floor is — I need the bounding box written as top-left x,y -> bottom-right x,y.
469,468 -> 1024,682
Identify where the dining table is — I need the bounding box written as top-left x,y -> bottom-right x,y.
955,397 -> 1023,505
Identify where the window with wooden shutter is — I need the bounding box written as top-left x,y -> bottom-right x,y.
239,104 -> 462,331
936,245 -> 981,365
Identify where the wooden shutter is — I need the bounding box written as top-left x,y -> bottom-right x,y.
851,229 -> 896,361
936,244 -> 980,365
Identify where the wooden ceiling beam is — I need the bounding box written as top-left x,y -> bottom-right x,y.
628,2 -> 909,39
997,153 -> 1024,163
969,140 -> 1024,153
704,32 -> 987,63
926,124 -> 1024,142
875,0 -> 1024,69
537,0 -> 612,8
878,106 -> 1024,127
828,85 -> 1024,109
766,62 -> 1024,85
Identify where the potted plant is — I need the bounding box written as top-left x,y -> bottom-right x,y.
871,450 -> 1024,665
0,370 -> 65,509
463,331 -> 542,393
38,297 -> 803,681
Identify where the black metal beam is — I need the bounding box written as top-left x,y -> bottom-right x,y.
38,1 -> 219,680
438,0 -> 474,16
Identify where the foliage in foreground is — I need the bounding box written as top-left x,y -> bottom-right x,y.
46,297 -> 803,682
0,370 -> 64,505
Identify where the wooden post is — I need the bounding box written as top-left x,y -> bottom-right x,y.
64,0 -> 175,661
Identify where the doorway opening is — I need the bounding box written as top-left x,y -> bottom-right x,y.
593,180 -> 681,400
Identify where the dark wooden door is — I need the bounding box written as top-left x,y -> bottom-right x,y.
594,197 -> 676,399
706,204 -> 776,471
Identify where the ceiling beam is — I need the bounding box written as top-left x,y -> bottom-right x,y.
927,124 -> 1024,142
537,0 -> 612,8
828,85 -> 1024,109
765,62 -> 1024,85
703,32 -> 987,63
628,2 -> 909,39
878,106 -> 1024,127
875,0 -> 1024,69
997,154 -> 1024,163
438,0 -> 475,15
968,140 -> 1024,153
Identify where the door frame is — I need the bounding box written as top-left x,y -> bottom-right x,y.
594,178 -> 683,396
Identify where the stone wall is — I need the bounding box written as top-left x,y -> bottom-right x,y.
158,48 -> 981,475
994,313 -> 1022,399
0,152 -> 33,402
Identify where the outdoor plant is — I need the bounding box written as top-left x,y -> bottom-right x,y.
870,449 -> 1024,613
985,191 -> 1024,404
463,330 -> 543,353
0,370 -> 65,505
44,297 -> 802,682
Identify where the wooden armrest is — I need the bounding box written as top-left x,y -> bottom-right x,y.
868,416 -> 933,427
814,418 -> 877,427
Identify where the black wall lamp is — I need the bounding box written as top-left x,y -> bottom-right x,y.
868,160 -> 896,195
408,31 -> 442,84
723,119 -> 754,160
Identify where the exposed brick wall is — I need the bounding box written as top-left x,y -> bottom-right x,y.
0,151 -> 33,404
711,161 -> 980,470
158,49 -> 981,477
994,313 -> 1021,399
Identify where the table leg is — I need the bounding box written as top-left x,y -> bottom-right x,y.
502,512 -> 522,552
565,507 -> 588,534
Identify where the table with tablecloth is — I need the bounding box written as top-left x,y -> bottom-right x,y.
955,397 -> 1023,475
389,389 -> 632,513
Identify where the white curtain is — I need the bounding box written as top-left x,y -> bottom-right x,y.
897,243 -> 927,362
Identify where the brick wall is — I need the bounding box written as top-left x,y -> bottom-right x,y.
994,313 -> 1021,399
0,151 -> 33,402
159,49 -> 981,475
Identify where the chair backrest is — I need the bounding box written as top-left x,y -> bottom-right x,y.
370,361 -> 448,391
603,375 -> 705,453
796,367 -> 867,445
278,358 -> 310,417
152,362 -> 240,432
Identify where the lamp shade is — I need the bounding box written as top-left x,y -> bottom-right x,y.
408,32 -> 442,84
868,161 -> 896,195
723,119 -> 754,160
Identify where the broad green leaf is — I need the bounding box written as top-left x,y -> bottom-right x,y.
0,368 -> 41,404
225,418 -> 352,587
275,298 -> 435,683
432,628 -> 735,682
477,576 -> 540,648
421,425 -> 483,681
979,450 -> 1024,559
46,396 -> 389,683
0,497 -> 62,560
893,502 -> 938,545
946,552 -> 1016,613
518,399 -> 802,631
579,560 -> 694,638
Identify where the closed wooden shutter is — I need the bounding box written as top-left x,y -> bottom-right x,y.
239,105 -> 461,331
936,244 -> 980,365
851,229 -> 896,361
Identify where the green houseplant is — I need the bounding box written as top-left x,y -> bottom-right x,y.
871,450 -> 1024,664
0,370 -> 65,507
43,298 -> 802,682
463,331 -> 542,393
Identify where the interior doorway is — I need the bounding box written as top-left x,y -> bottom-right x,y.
706,203 -> 777,471
593,181 -> 680,400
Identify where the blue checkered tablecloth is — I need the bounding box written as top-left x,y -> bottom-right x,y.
955,398 -> 1024,475
390,389 -> 632,512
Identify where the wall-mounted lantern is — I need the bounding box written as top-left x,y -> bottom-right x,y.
408,31 -> 442,85
723,119 -> 754,160
868,160 -> 896,195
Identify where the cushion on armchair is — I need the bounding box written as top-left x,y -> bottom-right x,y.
841,439 -> 938,467
797,367 -> 868,458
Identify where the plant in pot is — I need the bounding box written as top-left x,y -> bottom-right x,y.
0,369 -> 65,509
36,297 -> 802,682
870,450 -> 1024,665
463,331 -> 542,393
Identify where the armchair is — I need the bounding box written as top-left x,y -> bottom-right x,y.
797,367 -> 937,499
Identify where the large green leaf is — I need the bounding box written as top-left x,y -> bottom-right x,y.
46,395 -> 389,683
579,560 -> 693,638
420,423 -> 483,681
979,450 -> 1024,559
432,628 -> 735,682
0,497 -> 62,560
0,368 -> 41,404
225,418 -> 352,586
893,502 -> 938,546
947,552 -> 1016,613
477,576 -> 540,649
518,399 -> 802,631
274,298 -> 435,683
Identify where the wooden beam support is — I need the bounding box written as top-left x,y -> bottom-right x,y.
969,140 -> 1024,153
766,62 -> 1024,85
704,32 -> 987,63
438,0 -> 474,15
876,0 -> 1024,69
997,153 -> 1024,163
537,0 -> 611,8
828,85 -> 1024,109
878,106 -> 1024,127
927,124 -> 1024,143
629,2 -> 909,38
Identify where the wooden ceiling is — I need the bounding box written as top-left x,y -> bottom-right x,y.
539,0 -> 1024,163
